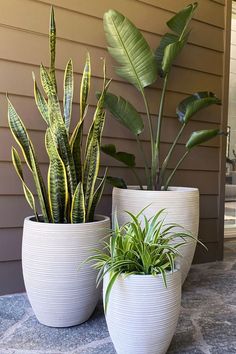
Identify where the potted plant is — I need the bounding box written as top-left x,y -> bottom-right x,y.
8,8 -> 110,327
87,208 -> 194,354
98,3 -> 224,281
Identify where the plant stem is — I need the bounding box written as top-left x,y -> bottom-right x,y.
131,167 -> 143,190
141,90 -> 155,189
154,74 -> 169,189
159,123 -> 186,186
164,150 -> 189,190
136,136 -> 150,188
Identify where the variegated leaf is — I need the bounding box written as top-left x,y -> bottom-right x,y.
33,73 -> 49,125
70,120 -> 83,182
63,59 -> 73,132
49,6 -> 57,92
80,53 -> 91,120
83,139 -> 100,221
88,169 -> 107,222
11,147 -> 38,219
70,182 -> 85,223
46,128 -> 68,223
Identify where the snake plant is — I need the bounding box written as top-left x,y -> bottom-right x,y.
8,8 -> 110,223
99,2 -> 224,190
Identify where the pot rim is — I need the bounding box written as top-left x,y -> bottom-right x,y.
24,214 -> 110,227
113,186 -> 199,193
104,268 -> 180,280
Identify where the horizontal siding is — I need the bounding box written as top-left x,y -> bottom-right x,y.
0,0 -> 227,294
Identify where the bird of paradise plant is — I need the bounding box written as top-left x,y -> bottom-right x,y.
99,2 -> 223,191
8,7 -> 110,223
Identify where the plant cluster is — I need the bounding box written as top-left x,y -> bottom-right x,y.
8,8 -> 110,223
86,208 -> 195,311
99,2 -> 223,190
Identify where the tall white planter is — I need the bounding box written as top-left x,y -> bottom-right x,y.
112,187 -> 199,282
104,270 -> 181,354
22,215 -> 110,327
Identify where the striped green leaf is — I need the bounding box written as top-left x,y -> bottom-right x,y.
11,147 -> 38,219
88,169 -> 107,222
33,73 -> 49,125
70,182 -> 85,223
49,6 -> 57,92
63,59 -> 73,132
70,120 -> 83,182
46,128 -> 68,223
80,53 -> 91,120
83,139 -> 100,221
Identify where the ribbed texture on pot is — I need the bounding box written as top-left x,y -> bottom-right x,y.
112,187 -> 199,283
104,270 -> 181,354
22,215 -> 110,327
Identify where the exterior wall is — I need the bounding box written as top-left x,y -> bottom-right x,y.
0,0 -> 228,294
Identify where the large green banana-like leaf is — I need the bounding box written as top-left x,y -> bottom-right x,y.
167,2 -> 198,35
80,53 -> 91,120
155,3 -> 197,77
161,34 -> 188,76
49,6 -> 57,92
63,59 -> 73,132
11,147 -> 38,218
33,74 -> 49,125
71,182 -> 85,223
106,176 -> 127,189
103,9 -> 157,91
101,144 -> 135,167
186,129 -> 220,150
70,120 -> 83,182
8,98 -> 50,222
177,92 -> 221,124
46,128 -> 68,223
88,169 -> 107,222
97,92 -> 144,136
83,139 -> 100,221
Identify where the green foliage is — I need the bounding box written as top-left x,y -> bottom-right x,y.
186,129 -> 221,150
8,7 -> 109,223
85,208 -> 196,312
101,3 -> 224,190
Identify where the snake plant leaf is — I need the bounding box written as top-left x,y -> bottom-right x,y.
96,92 -> 144,136
103,9 -> 157,91
186,129 -> 220,150
84,139 -> 100,221
88,169 -> 108,222
71,182 -> 85,223
33,74 -> 49,125
101,144 -> 135,167
177,92 -> 221,124
11,147 -> 38,218
49,6 -> 57,92
8,97 -> 33,170
70,120 -> 83,182
46,128 -> 68,223
167,2 -> 198,36
80,53 -> 91,120
29,148 -> 51,222
106,176 -> 127,189
63,59 -> 73,132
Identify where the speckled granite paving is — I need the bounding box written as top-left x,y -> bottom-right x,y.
0,241 -> 235,354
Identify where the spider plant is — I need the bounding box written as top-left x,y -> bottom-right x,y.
98,2 -> 223,190
8,7 -> 110,223
86,208 -> 198,312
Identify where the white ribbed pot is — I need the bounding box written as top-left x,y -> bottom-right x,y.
104,270 -> 181,354
22,214 -> 110,327
112,186 -> 199,283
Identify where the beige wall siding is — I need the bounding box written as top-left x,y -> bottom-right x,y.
0,0 -> 228,294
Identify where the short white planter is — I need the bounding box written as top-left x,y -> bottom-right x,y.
112,186 -> 199,283
104,270 -> 181,354
22,214 -> 110,327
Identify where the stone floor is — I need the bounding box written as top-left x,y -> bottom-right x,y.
0,241 -> 235,354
